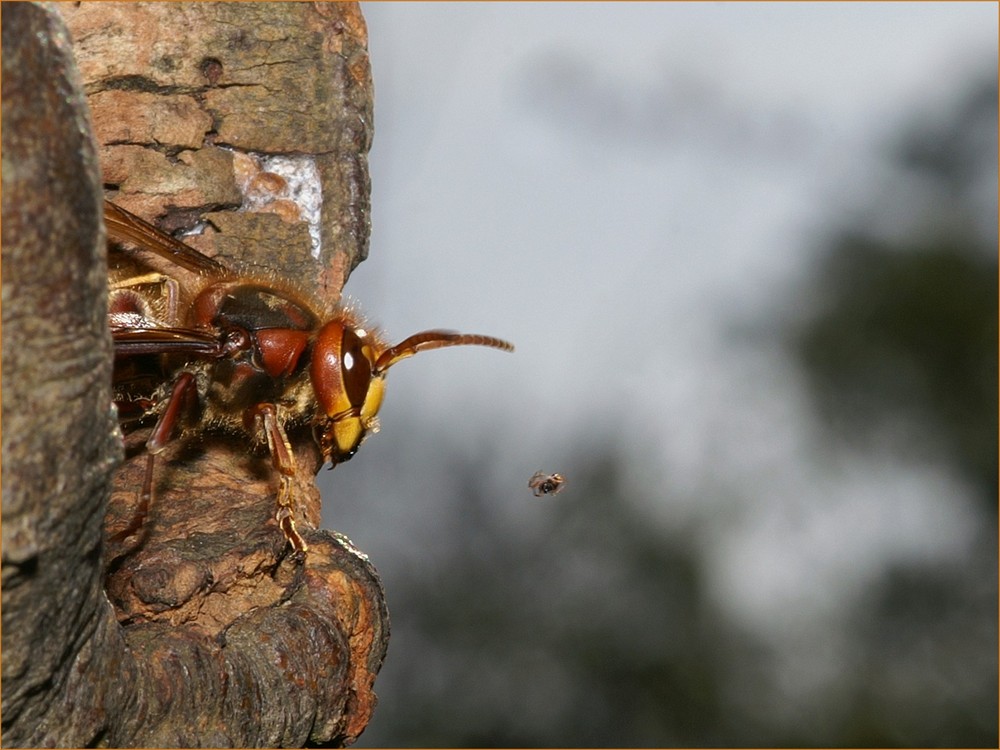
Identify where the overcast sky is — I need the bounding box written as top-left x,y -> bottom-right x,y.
322,2 -> 997,637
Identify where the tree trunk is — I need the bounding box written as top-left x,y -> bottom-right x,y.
1,3 -> 387,746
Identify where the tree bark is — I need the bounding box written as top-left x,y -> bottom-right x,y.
2,3 -> 387,747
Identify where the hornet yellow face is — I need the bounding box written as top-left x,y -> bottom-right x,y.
309,320 -> 513,464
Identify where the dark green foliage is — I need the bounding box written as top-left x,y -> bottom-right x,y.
794,234 -> 997,501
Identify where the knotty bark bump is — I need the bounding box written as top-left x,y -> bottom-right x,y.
3,3 -> 387,747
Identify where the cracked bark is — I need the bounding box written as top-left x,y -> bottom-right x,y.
2,3 -> 387,747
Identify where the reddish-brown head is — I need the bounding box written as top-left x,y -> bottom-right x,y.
309,322 -> 513,464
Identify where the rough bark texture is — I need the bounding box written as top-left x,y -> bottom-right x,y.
2,3 -> 387,747
1,3 -> 123,746
63,0 -> 373,308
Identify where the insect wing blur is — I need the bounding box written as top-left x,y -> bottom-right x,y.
529,471 -> 566,497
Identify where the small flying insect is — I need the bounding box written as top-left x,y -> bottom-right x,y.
106,199 -> 514,552
529,471 -> 566,497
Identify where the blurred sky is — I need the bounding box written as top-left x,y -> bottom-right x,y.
321,2 -> 996,641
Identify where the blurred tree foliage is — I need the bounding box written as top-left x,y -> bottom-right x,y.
786,71 -> 998,747
796,235 -> 996,498
364,452 -> 744,746
356,73 -> 997,747
793,73 -> 998,507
